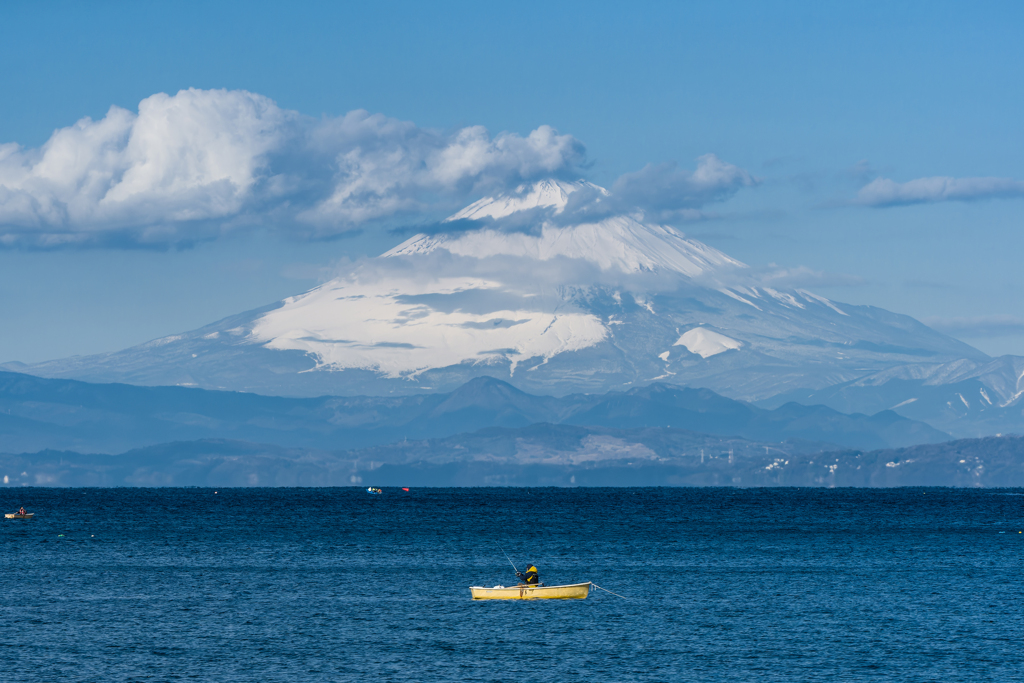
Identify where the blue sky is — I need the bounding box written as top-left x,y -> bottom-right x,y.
2,0 -> 1023,362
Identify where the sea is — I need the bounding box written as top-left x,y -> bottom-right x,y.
2,487 -> 1023,682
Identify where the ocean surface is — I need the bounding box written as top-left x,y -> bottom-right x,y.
2,487 -> 1023,682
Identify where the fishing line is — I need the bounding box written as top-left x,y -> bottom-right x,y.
497,543 -> 519,574
591,583 -> 630,600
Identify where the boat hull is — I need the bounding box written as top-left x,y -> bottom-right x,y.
5,513 -> 34,519
469,582 -> 591,600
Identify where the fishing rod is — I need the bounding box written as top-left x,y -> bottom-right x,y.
497,544 -> 520,577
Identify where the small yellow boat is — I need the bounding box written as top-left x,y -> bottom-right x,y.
469,582 -> 591,600
5,513 -> 34,519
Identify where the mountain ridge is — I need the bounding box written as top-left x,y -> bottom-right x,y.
5,433 -> 1022,488
0,370 -> 947,456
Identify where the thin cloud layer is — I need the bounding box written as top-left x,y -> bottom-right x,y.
610,155 -> 759,221
857,175 -> 1024,207
444,155 -> 761,234
751,264 -> 866,289
0,89 -> 585,247
922,315 -> 1024,338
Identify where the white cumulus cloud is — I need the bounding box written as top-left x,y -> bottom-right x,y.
298,114 -> 583,235
857,175 -> 1024,207
0,89 -> 293,246
0,89 -> 585,247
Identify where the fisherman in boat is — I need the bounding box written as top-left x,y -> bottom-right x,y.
18,507 -> 26,515
516,563 -> 540,585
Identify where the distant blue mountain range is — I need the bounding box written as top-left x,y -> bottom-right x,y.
0,370 -> 947,456
3,432 -> 1021,488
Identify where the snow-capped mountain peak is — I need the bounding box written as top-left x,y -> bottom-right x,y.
446,179 -> 604,221
384,179 -> 744,278
254,181 -> 758,378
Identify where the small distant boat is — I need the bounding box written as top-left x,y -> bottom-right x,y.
5,513 -> 34,520
469,582 -> 591,600
366,487 -> 383,495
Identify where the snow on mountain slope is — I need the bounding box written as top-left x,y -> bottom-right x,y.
251,275 -> 607,377
674,328 -> 742,358
385,215 -> 742,277
2,180 -> 995,408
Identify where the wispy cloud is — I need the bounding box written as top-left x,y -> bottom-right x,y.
857,175 -> 1024,207
752,264 -> 866,289
380,154 -> 761,239
502,155 -> 760,229
922,315 -> 1024,337
902,278 -> 955,290
0,88 -> 585,248
323,240 -> 860,308
609,155 -> 759,221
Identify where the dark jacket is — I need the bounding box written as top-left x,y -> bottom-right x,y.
518,564 -> 539,585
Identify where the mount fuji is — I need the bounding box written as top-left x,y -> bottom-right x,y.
6,179 -> 1020,436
